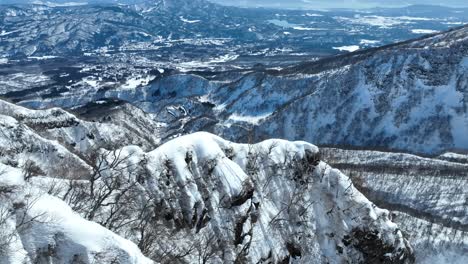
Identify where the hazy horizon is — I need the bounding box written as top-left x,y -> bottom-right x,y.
2,0 -> 468,9
210,0 -> 468,9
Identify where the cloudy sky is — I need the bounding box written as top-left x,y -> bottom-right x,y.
209,0 -> 468,9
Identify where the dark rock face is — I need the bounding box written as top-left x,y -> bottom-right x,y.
350,229 -> 415,264
285,242 -> 302,259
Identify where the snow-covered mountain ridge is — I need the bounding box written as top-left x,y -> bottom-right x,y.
0,99 -> 414,263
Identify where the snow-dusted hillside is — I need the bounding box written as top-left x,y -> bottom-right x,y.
0,101 -> 414,263
437,152 -> 468,163
2,1 -> 465,59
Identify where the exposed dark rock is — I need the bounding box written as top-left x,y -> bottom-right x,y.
350,228 -> 414,264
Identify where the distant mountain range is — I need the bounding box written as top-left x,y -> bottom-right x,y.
1,1 -> 466,60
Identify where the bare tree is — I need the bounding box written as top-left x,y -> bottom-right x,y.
21,159 -> 44,182
61,148 -> 137,223
0,181 -> 49,258
195,232 -> 222,264
0,206 -> 15,256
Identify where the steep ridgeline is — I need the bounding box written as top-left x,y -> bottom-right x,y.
321,148 -> 468,263
11,25 -> 468,154
0,100 -> 414,263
